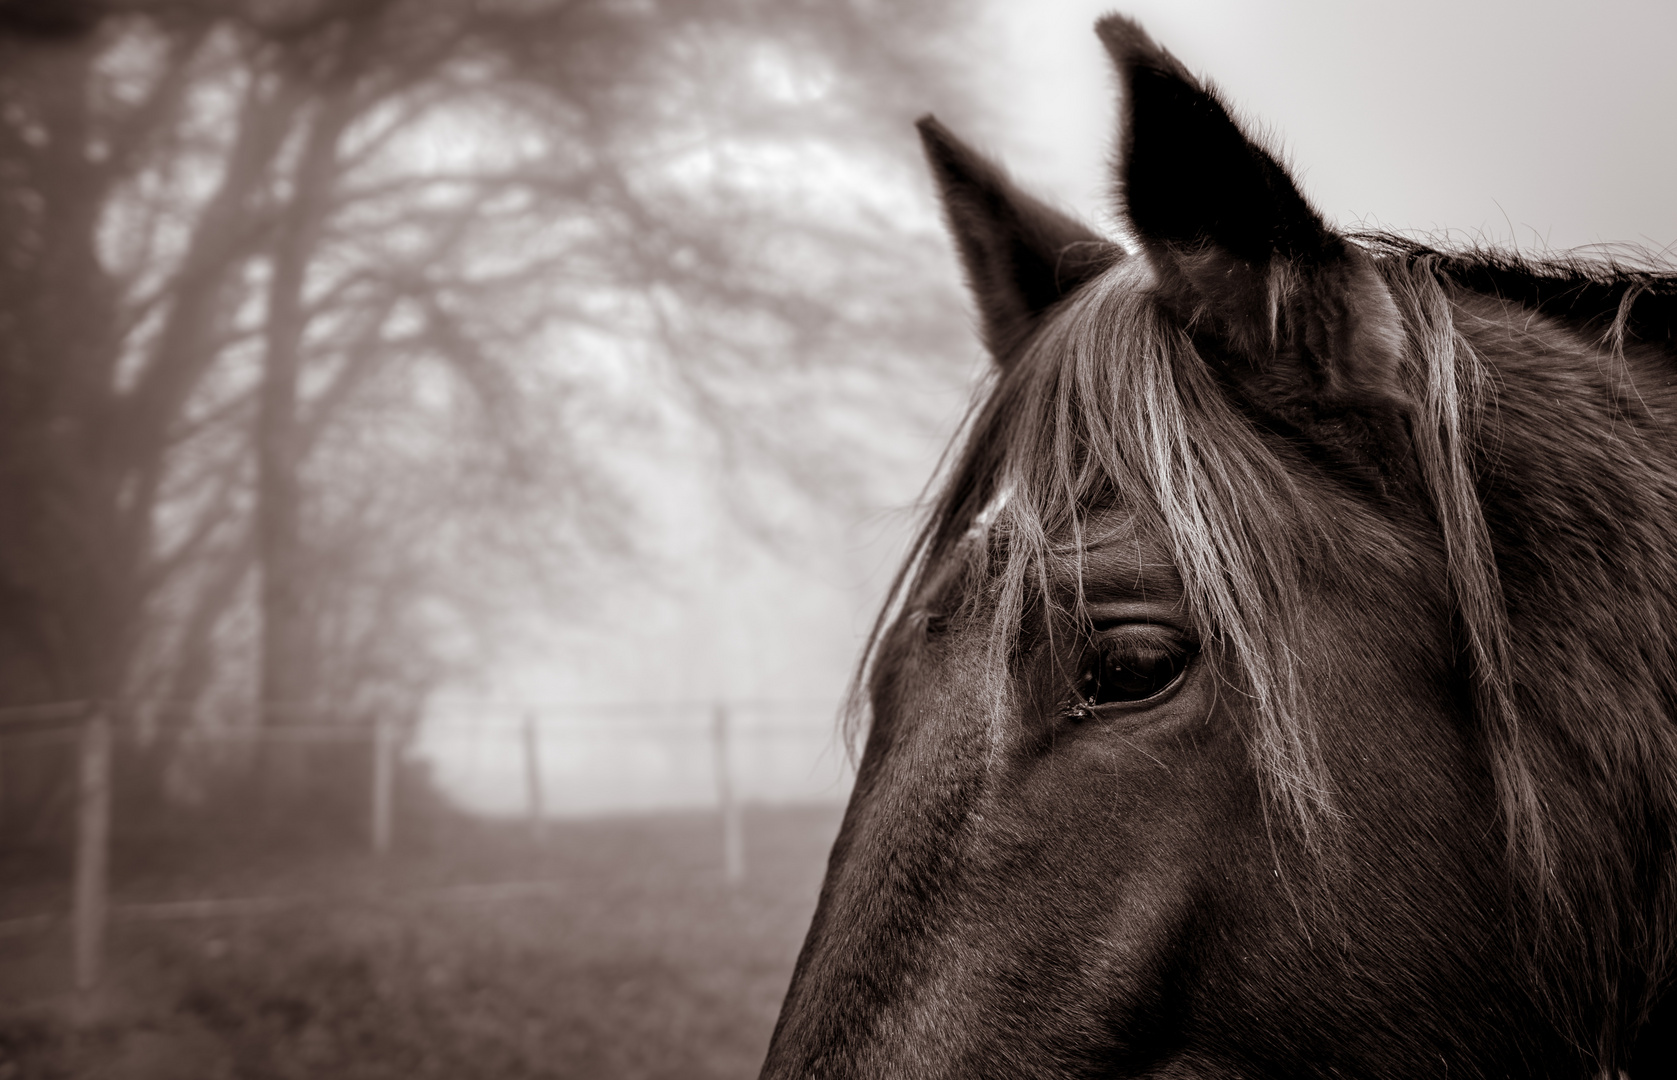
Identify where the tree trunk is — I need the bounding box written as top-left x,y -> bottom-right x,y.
0,36 -> 129,710
256,64 -> 363,817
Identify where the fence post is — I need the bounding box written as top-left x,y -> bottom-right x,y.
73,706 -> 112,1016
522,713 -> 546,843
712,702 -> 744,884
370,716 -> 394,855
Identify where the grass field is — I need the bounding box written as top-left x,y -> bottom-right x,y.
0,804 -> 842,1079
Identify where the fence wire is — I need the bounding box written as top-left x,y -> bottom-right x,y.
0,696 -> 854,1010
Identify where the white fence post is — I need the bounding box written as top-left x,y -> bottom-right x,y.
73,705 -> 111,1015
370,716 -> 394,855
523,713 -> 546,843
712,702 -> 744,884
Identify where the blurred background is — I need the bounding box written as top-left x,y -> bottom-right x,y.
1,1 -> 1674,1077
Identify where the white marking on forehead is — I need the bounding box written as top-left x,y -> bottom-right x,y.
962,483 -> 1011,545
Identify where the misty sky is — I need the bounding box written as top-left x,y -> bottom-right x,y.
981,0 -> 1677,252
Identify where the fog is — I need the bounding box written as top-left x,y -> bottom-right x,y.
2,1 -> 1673,1074
988,0 -> 1677,249
432,0 -> 1677,815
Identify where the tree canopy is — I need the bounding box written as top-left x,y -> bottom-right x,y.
0,0 -> 977,823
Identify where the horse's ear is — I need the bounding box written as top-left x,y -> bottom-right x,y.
918,115 -> 1120,367
1098,17 -> 1416,485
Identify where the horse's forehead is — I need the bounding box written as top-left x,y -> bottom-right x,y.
1073,516 -> 1184,603
963,499 -> 1185,606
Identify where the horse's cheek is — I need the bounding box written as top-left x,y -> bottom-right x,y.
952,686 -> 1256,1061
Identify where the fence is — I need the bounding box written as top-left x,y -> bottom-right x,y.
0,696 -> 850,1017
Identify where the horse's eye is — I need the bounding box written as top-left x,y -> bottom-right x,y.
1074,629 -> 1193,708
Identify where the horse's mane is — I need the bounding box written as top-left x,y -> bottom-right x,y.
865,257 -> 1337,835
850,236 -> 1677,1054
1358,232 -> 1677,349
853,243 -> 1528,829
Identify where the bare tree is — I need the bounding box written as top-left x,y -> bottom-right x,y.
0,0 -> 972,825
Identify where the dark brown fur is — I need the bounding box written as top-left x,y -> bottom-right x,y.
764,15 -> 1677,1078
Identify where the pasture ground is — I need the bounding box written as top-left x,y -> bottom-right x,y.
0,804 -> 842,1079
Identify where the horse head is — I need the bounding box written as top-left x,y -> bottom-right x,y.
761,16 -> 1677,1078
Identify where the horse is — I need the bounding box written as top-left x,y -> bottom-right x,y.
759,15 -> 1677,1080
